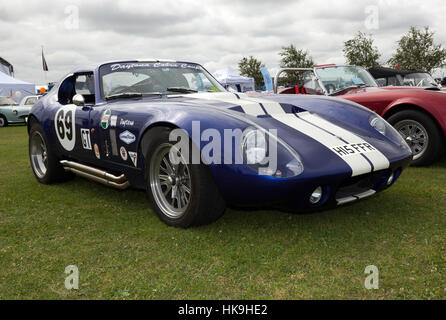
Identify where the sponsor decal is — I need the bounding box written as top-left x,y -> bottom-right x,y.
119,130 -> 136,145
110,128 -> 118,156
54,105 -> 76,151
331,143 -> 376,157
101,109 -> 111,129
120,119 -> 134,127
120,146 -> 128,161
110,115 -> 118,128
80,128 -> 92,150
110,62 -> 201,71
128,152 -> 137,167
94,144 -> 100,159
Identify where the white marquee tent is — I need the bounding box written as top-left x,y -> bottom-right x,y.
0,71 -> 35,103
213,67 -> 255,92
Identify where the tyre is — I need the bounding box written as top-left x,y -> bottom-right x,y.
0,115 -> 7,127
388,110 -> 445,166
29,122 -> 73,184
144,127 -> 226,228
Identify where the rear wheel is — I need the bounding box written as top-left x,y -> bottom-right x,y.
29,122 -> 73,184
0,115 -> 7,127
388,110 -> 445,166
145,127 -> 226,228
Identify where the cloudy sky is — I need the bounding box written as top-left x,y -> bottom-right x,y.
1,0 -> 445,85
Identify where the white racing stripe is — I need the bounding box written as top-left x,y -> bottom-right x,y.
298,112 -> 390,171
247,96 -> 389,176
187,92 -> 265,116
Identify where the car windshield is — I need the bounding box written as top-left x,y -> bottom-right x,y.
99,62 -> 225,98
314,66 -> 378,94
403,72 -> 438,87
0,96 -> 18,106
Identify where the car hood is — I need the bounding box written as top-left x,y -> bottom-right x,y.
339,86 -> 442,96
171,92 -> 409,176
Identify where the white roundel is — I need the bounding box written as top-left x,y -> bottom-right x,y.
54,105 -> 76,151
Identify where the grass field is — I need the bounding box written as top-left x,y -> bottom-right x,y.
0,125 -> 445,299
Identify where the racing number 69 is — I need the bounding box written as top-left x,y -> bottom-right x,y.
54,106 -> 76,151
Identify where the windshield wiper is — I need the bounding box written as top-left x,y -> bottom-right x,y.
166,87 -> 198,93
105,92 -> 163,101
329,85 -> 366,96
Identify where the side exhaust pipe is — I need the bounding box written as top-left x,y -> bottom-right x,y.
60,160 -> 130,190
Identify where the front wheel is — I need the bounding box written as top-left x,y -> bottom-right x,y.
388,110 -> 445,166
145,127 -> 226,228
0,115 -> 7,127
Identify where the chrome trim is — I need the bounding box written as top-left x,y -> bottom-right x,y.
336,189 -> 376,205
60,160 -> 129,189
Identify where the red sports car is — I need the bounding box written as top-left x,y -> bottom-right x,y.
275,65 -> 446,166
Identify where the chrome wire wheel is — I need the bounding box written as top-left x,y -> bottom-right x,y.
149,143 -> 192,219
30,131 -> 48,178
394,120 -> 429,160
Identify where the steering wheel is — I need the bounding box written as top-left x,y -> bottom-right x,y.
325,84 -> 336,94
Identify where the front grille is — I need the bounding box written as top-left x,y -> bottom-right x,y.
336,170 -> 389,200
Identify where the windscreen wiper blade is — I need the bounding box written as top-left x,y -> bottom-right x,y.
105,92 -> 163,100
329,85 -> 365,96
166,87 -> 198,93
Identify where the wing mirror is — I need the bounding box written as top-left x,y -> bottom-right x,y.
73,94 -> 85,107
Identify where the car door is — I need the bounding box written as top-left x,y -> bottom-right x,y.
53,73 -> 96,162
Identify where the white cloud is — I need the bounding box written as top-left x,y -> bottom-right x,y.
0,0 -> 445,84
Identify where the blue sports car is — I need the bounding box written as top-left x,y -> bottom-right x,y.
28,60 -> 412,227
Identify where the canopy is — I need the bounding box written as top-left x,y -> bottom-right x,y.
0,72 -> 35,103
213,67 -> 255,92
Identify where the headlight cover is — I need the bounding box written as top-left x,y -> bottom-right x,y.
240,127 -> 304,178
369,115 -> 411,151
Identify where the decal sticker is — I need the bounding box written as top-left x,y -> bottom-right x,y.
120,119 -> 135,127
120,146 -> 128,161
119,130 -> 136,145
110,115 -> 118,128
101,109 -> 111,129
54,105 -> 76,151
128,152 -> 137,167
81,128 -> 92,150
94,144 -> 100,159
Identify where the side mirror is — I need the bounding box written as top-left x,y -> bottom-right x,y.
73,94 -> 85,107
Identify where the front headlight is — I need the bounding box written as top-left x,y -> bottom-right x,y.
370,116 -> 386,135
241,128 -> 267,164
369,115 -> 411,151
240,127 -> 304,178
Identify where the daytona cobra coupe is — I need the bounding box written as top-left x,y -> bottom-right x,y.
28,60 -> 412,227
276,65 -> 446,166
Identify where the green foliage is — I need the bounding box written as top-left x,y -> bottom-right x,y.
343,31 -> 381,68
388,26 -> 446,73
278,44 -> 315,85
238,56 -> 265,90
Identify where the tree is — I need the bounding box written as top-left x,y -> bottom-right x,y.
278,44 -> 314,85
388,26 -> 446,73
238,56 -> 265,90
343,31 -> 381,68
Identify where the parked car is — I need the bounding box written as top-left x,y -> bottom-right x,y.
368,67 -> 441,88
20,95 -> 41,106
0,96 -> 26,126
275,65 -> 446,166
28,60 -> 412,227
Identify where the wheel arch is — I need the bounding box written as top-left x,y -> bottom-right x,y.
382,103 -> 446,139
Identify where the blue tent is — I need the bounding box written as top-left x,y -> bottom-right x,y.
0,71 -> 35,103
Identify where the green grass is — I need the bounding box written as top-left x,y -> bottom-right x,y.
0,125 -> 445,299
